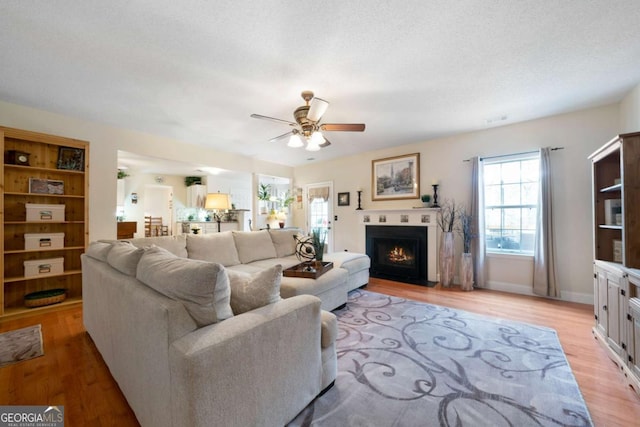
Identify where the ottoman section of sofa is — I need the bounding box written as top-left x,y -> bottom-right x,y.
280,267 -> 348,311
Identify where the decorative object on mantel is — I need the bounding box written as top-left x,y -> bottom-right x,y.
371,153 -> 420,201
458,207 -> 476,291
431,181 -> 440,208
437,199 -> 457,287
420,194 -> 431,207
356,188 -> 363,210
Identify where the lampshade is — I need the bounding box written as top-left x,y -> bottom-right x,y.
310,131 -> 325,145
306,140 -> 321,152
287,133 -> 304,148
205,193 -> 231,210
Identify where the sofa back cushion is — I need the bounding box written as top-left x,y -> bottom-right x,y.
268,229 -> 301,258
227,265 -> 283,315
86,241 -> 113,262
127,235 -> 188,258
136,246 -> 233,327
232,230 -> 277,264
107,241 -> 144,276
186,232 -> 241,266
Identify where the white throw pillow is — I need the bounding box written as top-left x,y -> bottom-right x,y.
227,265 -> 282,315
107,241 -> 144,276
136,246 -> 233,327
232,230 -> 277,264
126,235 -> 188,258
186,232 -> 241,266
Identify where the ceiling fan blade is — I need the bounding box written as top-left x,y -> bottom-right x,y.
307,97 -> 329,122
319,137 -> 331,148
250,114 -> 297,127
268,131 -> 294,143
320,123 -> 366,132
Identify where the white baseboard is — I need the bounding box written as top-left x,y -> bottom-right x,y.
477,281 -> 593,305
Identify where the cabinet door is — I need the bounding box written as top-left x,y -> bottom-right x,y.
596,268 -> 608,337
605,268 -> 627,357
629,298 -> 640,378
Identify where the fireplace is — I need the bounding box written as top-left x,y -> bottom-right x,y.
366,225 -> 430,286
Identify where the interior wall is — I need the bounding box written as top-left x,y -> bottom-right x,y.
293,103 -> 620,303
0,99 -> 293,240
620,82 -> 640,132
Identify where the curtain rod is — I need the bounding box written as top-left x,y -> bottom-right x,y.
462,147 -> 564,162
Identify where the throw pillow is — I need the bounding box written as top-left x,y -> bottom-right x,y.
136,246 -> 233,327
232,230 -> 277,264
85,241 -> 113,262
227,265 -> 282,315
186,232 -> 241,266
107,241 -> 144,276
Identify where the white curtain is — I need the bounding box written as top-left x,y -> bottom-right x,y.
471,157 -> 486,287
533,148 -> 558,297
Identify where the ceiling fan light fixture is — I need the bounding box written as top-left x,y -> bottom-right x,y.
305,140 -> 321,152
287,133 -> 304,148
310,131 -> 325,145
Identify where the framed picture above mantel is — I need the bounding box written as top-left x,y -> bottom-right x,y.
371,153 -> 420,201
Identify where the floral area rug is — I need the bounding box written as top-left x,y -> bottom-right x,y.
288,290 -> 592,426
0,324 -> 43,367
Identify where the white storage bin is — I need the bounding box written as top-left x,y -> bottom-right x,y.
26,204 -> 65,222
24,233 -> 65,250
24,257 -> 64,278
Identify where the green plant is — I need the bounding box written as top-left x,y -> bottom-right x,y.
311,227 -> 327,262
185,176 -> 202,187
421,194 -> 431,203
281,191 -> 295,208
258,183 -> 271,201
117,169 -> 129,179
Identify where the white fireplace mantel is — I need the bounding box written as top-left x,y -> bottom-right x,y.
357,208 -> 440,283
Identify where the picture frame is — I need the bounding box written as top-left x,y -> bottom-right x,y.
29,178 -> 64,195
372,153 -> 420,201
57,147 -> 85,171
337,192 -> 350,206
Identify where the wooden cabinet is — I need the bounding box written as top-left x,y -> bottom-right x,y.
117,221 -> 137,239
589,132 -> 640,268
1,126 -> 89,320
590,132 -> 640,395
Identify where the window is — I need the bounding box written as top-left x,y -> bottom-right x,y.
483,152 -> 539,254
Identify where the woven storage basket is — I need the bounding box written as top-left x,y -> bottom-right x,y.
24,288 -> 67,308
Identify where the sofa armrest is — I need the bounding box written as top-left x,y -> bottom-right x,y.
169,294 -> 324,427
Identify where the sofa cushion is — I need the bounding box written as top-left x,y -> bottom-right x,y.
136,246 -> 233,327
268,229 -> 301,258
85,241 -> 112,262
107,241 -> 144,276
321,311 -> 338,349
126,235 -> 188,258
186,232 -> 241,266
227,265 -> 282,315
323,252 -> 371,275
232,230 -> 277,264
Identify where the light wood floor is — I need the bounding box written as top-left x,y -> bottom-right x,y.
1,279 -> 639,426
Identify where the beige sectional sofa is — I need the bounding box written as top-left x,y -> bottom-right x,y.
81,229 -> 369,427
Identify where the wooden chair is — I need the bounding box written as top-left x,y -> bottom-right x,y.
145,216 -> 164,237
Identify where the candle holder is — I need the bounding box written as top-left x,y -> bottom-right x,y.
356,190 -> 363,210
431,184 -> 440,208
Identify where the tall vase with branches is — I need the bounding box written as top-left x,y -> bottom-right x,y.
437,199 -> 457,287
458,207 -> 476,291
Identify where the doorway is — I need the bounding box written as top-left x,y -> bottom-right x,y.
144,185 -> 173,235
306,181 -> 334,253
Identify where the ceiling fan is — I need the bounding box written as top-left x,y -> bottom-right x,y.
250,90 -> 365,151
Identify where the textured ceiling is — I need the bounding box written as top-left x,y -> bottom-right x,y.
1,1 -> 640,167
